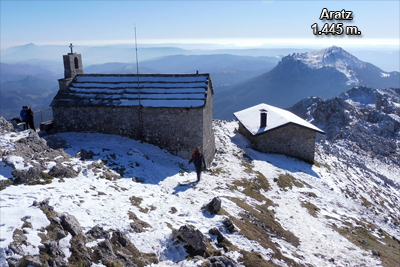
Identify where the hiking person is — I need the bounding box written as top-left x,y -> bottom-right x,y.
20,106 -> 27,130
189,147 -> 206,182
24,106 -> 35,131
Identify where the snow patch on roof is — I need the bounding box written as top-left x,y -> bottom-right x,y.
233,103 -> 325,135
53,74 -> 211,108
75,75 -> 209,83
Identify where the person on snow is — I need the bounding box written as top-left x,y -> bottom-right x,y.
20,106 -> 28,130
24,106 -> 35,131
189,147 -> 206,182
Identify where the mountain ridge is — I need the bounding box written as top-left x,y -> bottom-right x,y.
213,46 -> 400,119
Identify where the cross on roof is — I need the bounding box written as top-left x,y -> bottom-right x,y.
69,43 -> 74,54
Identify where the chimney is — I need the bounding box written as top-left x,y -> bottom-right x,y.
260,109 -> 267,128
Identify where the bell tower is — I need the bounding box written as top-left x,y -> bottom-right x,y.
63,43 -> 84,78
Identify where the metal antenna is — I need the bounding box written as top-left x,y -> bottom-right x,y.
135,24 -> 141,106
135,24 -> 144,140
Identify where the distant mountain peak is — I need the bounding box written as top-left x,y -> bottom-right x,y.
282,46 -> 367,86
292,46 -> 365,69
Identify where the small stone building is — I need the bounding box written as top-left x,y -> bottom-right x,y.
51,47 -> 215,164
233,103 -> 324,163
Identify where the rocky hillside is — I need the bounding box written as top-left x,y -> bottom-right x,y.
1,84 -> 400,267
290,86 -> 400,171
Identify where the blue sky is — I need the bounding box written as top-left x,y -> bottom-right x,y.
1,0 -> 399,49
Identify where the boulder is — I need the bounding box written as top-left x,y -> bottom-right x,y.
21,255 -> 43,267
39,240 -> 68,266
372,249 -> 381,257
8,243 -> 24,256
222,217 -> 236,233
86,225 -> 109,242
48,162 -> 78,178
60,214 -> 83,237
112,230 -> 130,247
204,256 -> 237,267
98,239 -> 115,255
205,197 -> 222,215
209,227 -> 232,252
69,236 -> 92,266
172,225 -> 207,256
76,149 -> 94,160
130,219 -> 151,233
41,240 -> 65,258
0,179 -> 12,188
33,198 -> 56,213
11,165 -> 42,183
209,228 -> 224,243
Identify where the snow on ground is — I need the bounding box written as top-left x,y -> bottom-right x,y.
1,121 -> 399,266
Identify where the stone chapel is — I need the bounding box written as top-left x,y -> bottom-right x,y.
234,103 -> 325,163
51,45 -> 215,164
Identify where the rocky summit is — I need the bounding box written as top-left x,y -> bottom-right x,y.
292,86 -> 400,171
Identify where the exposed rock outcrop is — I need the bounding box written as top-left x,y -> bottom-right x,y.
0,117 -> 73,185
209,227 -> 232,252
6,199 -> 158,267
204,255 -> 237,267
290,87 -> 400,169
172,225 -> 207,256
75,148 -> 95,160
222,217 -> 236,233
48,162 -> 79,178
204,197 -> 222,215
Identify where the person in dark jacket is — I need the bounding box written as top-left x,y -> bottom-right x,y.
20,106 -> 28,130
24,106 -> 35,131
189,147 -> 206,182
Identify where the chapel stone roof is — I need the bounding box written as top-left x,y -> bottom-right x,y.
234,103 -> 325,135
51,73 -> 212,108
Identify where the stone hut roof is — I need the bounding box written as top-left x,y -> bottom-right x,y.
51,73 -> 213,108
233,103 -> 325,135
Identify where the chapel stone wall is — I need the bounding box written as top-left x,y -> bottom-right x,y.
52,106 -> 142,139
202,87 -> 216,165
141,107 -> 204,160
239,122 -> 317,163
52,105 -> 214,162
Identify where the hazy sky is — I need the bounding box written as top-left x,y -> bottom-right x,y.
1,0 -> 399,49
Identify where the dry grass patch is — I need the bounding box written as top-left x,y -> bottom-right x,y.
360,196 -> 373,207
314,161 -> 331,170
129,196 -> 153,213
300,201 -> 320,218
237,250 -> 276,267
221,198 -> 304,266
276,173 -> 304,191
26,172 -> 54,186
211,167 -> 227,176
230,172 -> 271,202
301,191 -> 318,198
129,196 -> 143,207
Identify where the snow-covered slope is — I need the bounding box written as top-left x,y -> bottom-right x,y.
1,108 -> 400,266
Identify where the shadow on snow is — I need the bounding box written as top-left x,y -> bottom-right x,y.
230,129 -> 321,179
